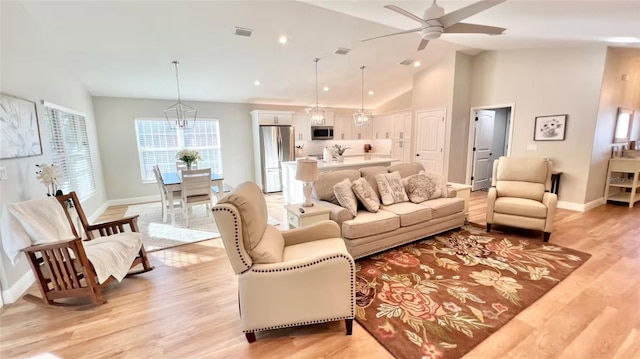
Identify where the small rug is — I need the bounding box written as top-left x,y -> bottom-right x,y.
355,224 -> 590,359
125,202 -> 280,252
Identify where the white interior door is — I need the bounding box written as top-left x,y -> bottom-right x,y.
471,110 -> 496,191
415,109 -> 445,174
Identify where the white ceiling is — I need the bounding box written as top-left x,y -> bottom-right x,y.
14,1 -> 640,109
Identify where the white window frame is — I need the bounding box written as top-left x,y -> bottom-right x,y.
134,118 -> 223,183
42,101 -> 96,201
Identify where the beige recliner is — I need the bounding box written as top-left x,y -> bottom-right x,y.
212,181 -> 355,343
486,157 -> 558,242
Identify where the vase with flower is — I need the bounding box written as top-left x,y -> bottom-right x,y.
36,164 -> 61,196
331,144 -> 350,162
176,149 -> 202,170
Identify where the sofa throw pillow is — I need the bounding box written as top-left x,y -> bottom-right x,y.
403,173 -> 437,203
333,178 -> 358,216
351,177 -> 380,212
418,171 -> 448,199
375,172 -> 409,205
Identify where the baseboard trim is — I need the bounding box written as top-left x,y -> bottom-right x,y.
107,195 -> 160,207
2,270 -> 35,304
557,197 -> 605,212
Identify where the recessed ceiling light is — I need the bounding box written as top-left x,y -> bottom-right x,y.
323,86 -> 330,92
254,80 -> 261,86
413,61 -> 421,67
368,90 -> 374,96
279,35 -> 288,45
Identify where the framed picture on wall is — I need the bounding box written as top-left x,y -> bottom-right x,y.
534,114 -> 567,141
0,93 -> 43,159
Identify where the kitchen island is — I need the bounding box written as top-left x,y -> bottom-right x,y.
281,156 -> 399,204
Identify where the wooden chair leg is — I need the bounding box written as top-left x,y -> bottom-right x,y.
345,319 -> 353,335
544,232 -> 551,242
486,223 -> 492,232
245,332 -> 256,343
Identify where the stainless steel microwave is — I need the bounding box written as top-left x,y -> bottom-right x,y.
311,126 -> 334,140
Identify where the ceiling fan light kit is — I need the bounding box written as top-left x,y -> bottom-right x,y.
353,65 -> 372,127
362,0 -> 507,51
308,58 -> 326,126
164,61 -> 196,129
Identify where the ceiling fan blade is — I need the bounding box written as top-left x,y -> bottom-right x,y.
384,5 -> 428,25
417,39 -> 429,51
444,22 -> 506,35
362,27 -> 423,42
438,0 -> 507,29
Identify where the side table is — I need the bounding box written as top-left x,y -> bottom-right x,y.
285,203 -> 331,228
447,182 -> 472,222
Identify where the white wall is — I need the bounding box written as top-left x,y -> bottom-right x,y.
373,90 -> 413,115
449,52 -> 473,183
586,48 -> 640,202
0,2 -> 107,300
469,47 -> 608,205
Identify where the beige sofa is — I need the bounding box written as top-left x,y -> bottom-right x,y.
312,163 -> 466,259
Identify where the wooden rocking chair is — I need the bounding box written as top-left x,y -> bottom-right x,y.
19,192 -> 154,308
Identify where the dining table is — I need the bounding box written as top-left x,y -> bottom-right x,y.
161,171 -> 225,226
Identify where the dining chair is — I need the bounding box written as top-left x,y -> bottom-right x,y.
176,160 -> 198,172
153,165 -> 182,223
180,168 -> 213,227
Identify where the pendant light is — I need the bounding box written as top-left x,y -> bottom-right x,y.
308,58 -> 326,126
164,61 -> 197,129
353,65 -> 372,127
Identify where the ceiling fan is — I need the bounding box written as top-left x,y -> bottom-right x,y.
362,0 -> 507,51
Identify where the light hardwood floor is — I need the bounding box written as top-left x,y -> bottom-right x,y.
1,192 -> 639,358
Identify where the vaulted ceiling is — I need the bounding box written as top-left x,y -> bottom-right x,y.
14,1 -> 640,109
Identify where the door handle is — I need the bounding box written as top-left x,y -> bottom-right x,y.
416,153 -> 420,156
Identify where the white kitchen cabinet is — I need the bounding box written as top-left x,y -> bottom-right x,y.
250,110 -> 293,126
323,111 -> 335,126
351,118 -> 372,140
392,112 -> 412,140
372,115 -> 393,140
333,116 -> 352,141
392,140 -> 412,163
293,112 -> 311,142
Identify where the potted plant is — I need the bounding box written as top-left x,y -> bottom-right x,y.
331,144 -> 350,162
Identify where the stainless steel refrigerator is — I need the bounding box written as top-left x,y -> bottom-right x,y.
259,125 -> 295,193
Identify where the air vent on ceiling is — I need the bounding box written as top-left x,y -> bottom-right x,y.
334,47 -> 351,55
399,58 -> 414,66
234,27 -> 254,37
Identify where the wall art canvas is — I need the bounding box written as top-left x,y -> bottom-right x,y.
534,114 -> 567,141
0,94 -> 43,159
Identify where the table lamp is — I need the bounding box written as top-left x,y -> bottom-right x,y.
295,159 -> 318,207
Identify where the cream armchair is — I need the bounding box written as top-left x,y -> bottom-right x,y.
486,157 -> 558,242
212,181 -> 355,343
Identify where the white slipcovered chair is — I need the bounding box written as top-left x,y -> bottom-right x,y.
486,156 -> 558,242
212,181 -> 355,342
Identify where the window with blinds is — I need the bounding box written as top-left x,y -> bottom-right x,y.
135,119 -> 223,182
43,104 -> 96,200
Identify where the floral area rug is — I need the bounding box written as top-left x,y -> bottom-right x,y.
355,224 -> 590,359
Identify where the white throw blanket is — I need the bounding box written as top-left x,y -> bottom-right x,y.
1,197 -> 142,284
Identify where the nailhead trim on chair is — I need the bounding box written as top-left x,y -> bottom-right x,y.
246,254 -> 356,334
212,207 -> 250,269
243,316 -> 354,334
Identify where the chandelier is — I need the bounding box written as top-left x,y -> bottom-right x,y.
353,65 -> 372,127
164,61 -> 197,129
308,58 -> 325,126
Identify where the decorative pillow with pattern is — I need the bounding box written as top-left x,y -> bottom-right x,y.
418,170 -> 448,199
333,178 -> 358,216
375,172 -> 409,205
403,173 -> 436,203
351,177 -> 380,212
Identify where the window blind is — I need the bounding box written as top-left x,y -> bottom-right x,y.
135,118 -> 223,182
43,105 -> 96,200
